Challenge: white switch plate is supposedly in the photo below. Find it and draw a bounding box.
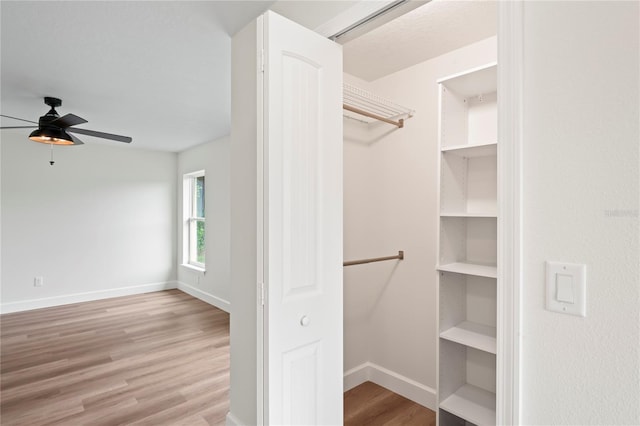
[546,262,586,317]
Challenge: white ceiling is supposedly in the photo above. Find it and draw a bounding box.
[0,1,274,152]
[1,1,497,153]
[343,0,497,81]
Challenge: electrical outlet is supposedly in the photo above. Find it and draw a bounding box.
[34,276,44,287]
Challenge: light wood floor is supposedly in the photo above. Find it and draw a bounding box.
[1,290,435,425]
[1,290,230,425]
[344,381,436,426]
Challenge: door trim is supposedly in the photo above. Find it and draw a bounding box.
[497,1,524,424]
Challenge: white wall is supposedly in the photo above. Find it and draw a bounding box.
[177,137,231,311]
[1,135,177,313]
[343,37,497,406]
[229,17,261,426]
[521,2,639,424]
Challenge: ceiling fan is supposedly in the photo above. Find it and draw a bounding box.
[0,97,132,146]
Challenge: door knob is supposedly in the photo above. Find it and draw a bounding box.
[300,316,310,326]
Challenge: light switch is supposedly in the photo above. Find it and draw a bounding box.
[546,261,586,317]
[555,274,574,303]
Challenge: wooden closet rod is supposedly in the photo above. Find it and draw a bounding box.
[343,104,405,128]
[343,251,404,267]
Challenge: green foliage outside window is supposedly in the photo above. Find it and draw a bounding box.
[195,176,205,264]
[197,220,205,263]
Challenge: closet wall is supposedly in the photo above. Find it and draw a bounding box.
[343,36,497,407]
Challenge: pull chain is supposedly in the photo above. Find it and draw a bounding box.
[49,143,55,166]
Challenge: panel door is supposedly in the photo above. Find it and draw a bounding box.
[262,10,343,426]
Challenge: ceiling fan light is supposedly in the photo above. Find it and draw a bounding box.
[29,127,76,145]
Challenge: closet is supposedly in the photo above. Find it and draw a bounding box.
[341,2,499,425]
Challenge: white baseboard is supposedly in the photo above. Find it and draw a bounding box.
[225,411,241,426]
[176,281,230,313]
[0,281,178,314]
[344,362,436,410]
[344,363,371,391]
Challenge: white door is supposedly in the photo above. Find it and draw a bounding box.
[262,11,343,426]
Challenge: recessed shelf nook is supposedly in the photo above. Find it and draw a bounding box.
[437,62,498,426]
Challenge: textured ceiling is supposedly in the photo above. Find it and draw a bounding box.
[343,0,497,81]
[0,1,274,152]
[2,1,498,152]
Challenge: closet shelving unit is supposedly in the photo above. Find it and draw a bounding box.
[343,82,414,128]
[436,62,498,426]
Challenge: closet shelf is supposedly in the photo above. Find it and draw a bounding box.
[440,211,497,218]
[437,262,497,278]
[441,142,497,158]
[440,384,496,426]
[440,321,496,354]
[343,83,414,128]
[437,62,498,97]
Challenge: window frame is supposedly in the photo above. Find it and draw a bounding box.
[183,170,205,270]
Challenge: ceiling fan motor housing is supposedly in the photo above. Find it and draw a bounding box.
[40,97,63,125]
[44,97,62,108]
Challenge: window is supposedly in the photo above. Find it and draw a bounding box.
[184,171,205,268]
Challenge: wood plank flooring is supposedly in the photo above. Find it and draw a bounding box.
[1,290,435,425]
[344,381,436,426]
[1,290,229,425]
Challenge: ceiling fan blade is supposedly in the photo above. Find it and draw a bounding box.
[66,127,132,143]
[49,113,88,128]
[68,133,85,145]
[0,126,38,129]
[0,114,39,124]
[0,114,38,124]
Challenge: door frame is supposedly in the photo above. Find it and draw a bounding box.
[497,1,524,424]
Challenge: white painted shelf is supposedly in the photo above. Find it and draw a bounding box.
[441,142,497,158]
[437,62,498,97]
[440,211,497,218]
[440,321,496,354]
[440,384,496,426]
[437,262,497,279]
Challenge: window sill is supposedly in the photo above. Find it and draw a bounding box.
[181,263,206,274]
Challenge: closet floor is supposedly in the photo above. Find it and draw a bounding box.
[344,381,436,426]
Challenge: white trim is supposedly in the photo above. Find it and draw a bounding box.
[256,13,265,426]
[183,170,206,269]
[180,263,206,274]
[343,363,371,392]
[176,281,231,313]
[497,1,523,425]
[225,411,242,426]
[343,362,436,411]
[0,281,178,314]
